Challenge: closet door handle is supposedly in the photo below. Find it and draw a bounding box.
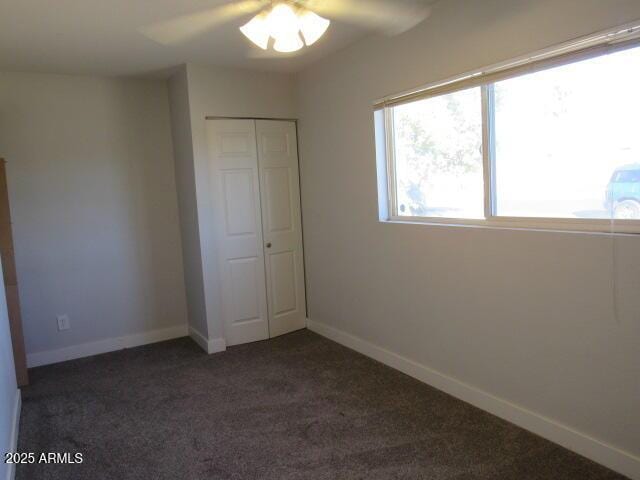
[265,242,272,249]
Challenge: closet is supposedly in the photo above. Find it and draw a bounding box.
[206,119,306,346]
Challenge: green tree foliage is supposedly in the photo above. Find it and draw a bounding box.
[394,89,482,215]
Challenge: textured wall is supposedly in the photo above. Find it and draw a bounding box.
[0,71,188,355]
[297,0,640,465]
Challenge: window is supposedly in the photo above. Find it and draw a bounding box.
[493,48,640,219]
[393,87,483,219]
[376,23,640,232]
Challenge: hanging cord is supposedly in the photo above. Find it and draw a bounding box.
[610,210,619,324]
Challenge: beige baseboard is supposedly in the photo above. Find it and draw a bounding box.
[188,326,226,354]
[26,324,189,367]
[307,319,640,480]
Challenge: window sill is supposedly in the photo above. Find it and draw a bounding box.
[382,216,640,236]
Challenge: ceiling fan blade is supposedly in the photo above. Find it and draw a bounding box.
[305,0,433,36]
[140,0,268,45]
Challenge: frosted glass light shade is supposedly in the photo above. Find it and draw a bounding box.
[299,11,330,46]
[267,3,300,36]
[273,32,304,53]
[240,14,270,50]
[240,3,330,52]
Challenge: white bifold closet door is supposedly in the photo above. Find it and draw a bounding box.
[206,119,306,346]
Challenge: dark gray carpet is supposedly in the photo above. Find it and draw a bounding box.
[17,329,627,480]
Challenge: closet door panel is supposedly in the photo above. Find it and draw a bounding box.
[256,120,307,338]
[206,120,270,346]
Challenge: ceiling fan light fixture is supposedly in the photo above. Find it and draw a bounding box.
[272,31,304,53]
[298,10,330,46]
[267,3,300,37]
[239,1,330,53]
[239,13,270,50]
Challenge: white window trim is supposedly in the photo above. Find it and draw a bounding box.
[375,21,640,235]
[374,20,640,109]
[384,216,640,236]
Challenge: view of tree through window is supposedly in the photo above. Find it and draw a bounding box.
[386,43,640,224]
[393,87,483,218]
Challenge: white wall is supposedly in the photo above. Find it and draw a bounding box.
[168,64,297,343]
[168,66,209,339]
[297,0,640,476]
[0,72,188,360]
[0,258,18,480]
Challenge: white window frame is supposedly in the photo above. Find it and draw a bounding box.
[375,21,640,235]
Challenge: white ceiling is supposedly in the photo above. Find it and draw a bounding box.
[0,0,389,77]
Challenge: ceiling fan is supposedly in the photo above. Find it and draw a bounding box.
[140,0,433,54]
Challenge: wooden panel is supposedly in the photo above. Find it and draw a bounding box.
[0,227,13,252]
[1,247,17,286]
[0,164,11,226]
[0,160,28,386]
[6,285,28,386]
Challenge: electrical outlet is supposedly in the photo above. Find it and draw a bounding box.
[57,314,70,331]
